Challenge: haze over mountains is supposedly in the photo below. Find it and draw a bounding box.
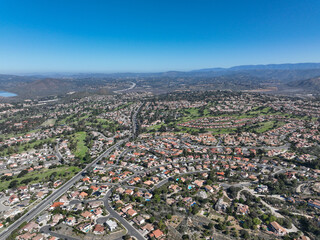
[194,62,320,72]
[1,62,320,99]
[288,76,320,91]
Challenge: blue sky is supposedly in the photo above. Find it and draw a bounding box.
[0,0,320,73]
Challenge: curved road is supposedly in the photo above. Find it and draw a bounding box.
[0,104,142,240]
[114,82,136,94]
[103,189,146,240]
[0,139,126,240]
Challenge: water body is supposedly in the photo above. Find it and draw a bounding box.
[0,91,17,97]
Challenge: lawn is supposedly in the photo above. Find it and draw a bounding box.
[0,166,80,191]
[255,121,275,133]
[73,132,88,159]
[94,118,121,132]
[247,106,272,115]
[41,119,56,127]
[79,114,89,121]
[0,137,56,157]
[254,121,286,133]
[178,107,211,122]
[147,124,163,131]
[146,105,292,135]
[0,129,40,143]
[57,114,76,125]
[114,102,133,111]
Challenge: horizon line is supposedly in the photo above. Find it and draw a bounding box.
[2,61,320,76]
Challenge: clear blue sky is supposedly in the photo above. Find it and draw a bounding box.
[1,0,320,73]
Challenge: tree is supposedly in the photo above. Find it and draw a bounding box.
[153,194,161,203]
[9,180,18,189]
[123,234,131,240]
[49,172,57,181]
[207,222,214,229]
[240,230,250,239]
[159,125,166,132]
[269,215,277,223]
[149,216,155,223]
[191,205,200,215]
[227,186,240,199]
[17,170,28,178]
[253,218,261,226]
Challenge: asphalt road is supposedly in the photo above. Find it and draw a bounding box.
[0,139,126,240]
[103,190,146,240]
[0,104,142,240]
[114,82,136,94]
[41,225,80,240]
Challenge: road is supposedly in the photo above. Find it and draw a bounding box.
[0,104,143,240]
[132,103,143,138]
[41,225,80,240]
[55,143,69,164]
[55,144,63,161]
[0,139,126,240]
[103,190,146,240]
[237,187,299,233]
[114,82,136,94]
[1,102,298,239]
[296,183,306,193]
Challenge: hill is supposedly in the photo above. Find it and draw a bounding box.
[2,63,320,98]
[194,63,320,72]
[287,76,320,91]
[11,78,75,97]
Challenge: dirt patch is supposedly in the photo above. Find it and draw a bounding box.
[312,182,320,193]
[165,215,183,228]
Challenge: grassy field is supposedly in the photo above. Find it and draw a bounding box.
[41,119,56,127]
[57,114,76,125]
[254,121,286,133]
[147,124,163,131]
[96,118,119,129]
[178,107,211,123]
[0,129,40,142]
[0,137,56,157]
[0,166,80,191]
[209,127,238,135]
[247,106,273,115]
[146,105,318,136]
[114,102,133,111]
[79,114,89,121]
[146,105,292,134]
[58,113,89,125]
[73,132,88,159]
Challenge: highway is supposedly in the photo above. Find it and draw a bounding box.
[114,82,136,94]
[0,104,142,240]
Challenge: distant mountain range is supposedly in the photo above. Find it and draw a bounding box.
[2,62,320,98]
[17,78,75,96]
[192,63,320,72]
[288,76,320,91]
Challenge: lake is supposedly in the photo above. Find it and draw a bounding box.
[0,91,17,97]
